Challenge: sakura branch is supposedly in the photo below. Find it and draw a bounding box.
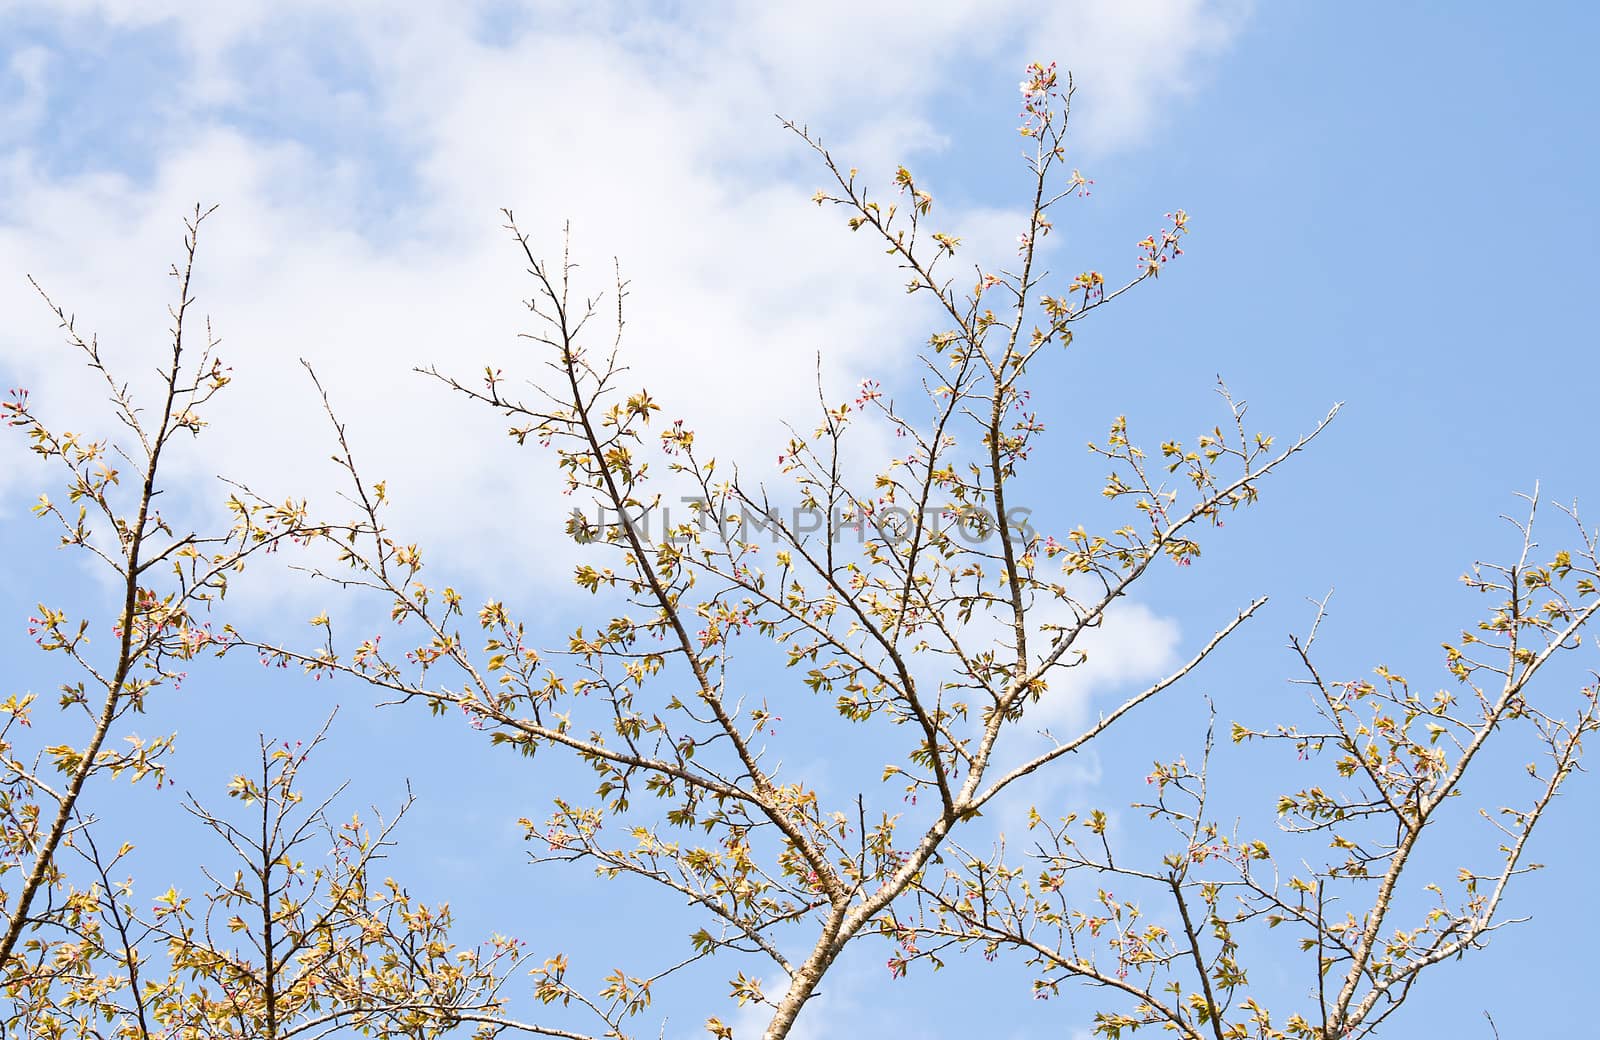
[2,206,314,998]
[238,64,1332,1040]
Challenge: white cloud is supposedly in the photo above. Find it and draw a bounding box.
[1024,596,1184,732]
[905,587,1182,827]
[903,583,1181,734]
[1032,0,1250,152]
[0,0,1250,606]
[0,45,50,141]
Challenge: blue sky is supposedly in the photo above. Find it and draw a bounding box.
[2,2,1597,1036]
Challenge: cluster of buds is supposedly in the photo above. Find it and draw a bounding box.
[1070,270,1106,302]
[1137,210,1189,276]
[660,418,693,456]
[2,387,29,426]
[1018,60,1061,136]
